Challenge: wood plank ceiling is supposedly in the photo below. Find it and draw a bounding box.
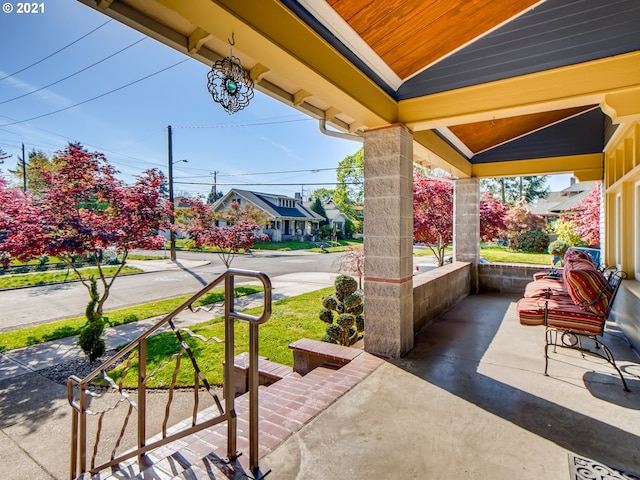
[328,0,540,80]
[324,0,617,158]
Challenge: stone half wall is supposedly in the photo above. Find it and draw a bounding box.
[478,263,551,294]
[413,262,471,333]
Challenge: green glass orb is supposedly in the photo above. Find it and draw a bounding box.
[225,79,238,94]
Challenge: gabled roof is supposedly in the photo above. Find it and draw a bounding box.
[528,181,599,215]
[215,189,324,221]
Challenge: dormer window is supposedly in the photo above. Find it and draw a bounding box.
[278,198,294,208]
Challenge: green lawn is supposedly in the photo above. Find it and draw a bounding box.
[0,285,262,352]
[413,245,551,265]
[480,245,551,265]
[106,286,332,388]
[0,266,142,289]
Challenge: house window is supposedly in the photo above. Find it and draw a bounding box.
[635,182,640,279]
[615,193,622,268]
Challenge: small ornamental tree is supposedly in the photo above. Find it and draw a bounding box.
[413,171,453,266]
[319,274,364,346]
[0,144,172,360]
[570,182,601,247]
[554,218,585,246]
[184,199,269,268]
[479,192,508,242]
[334,246,364,288]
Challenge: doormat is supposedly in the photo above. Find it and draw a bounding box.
[569,454,640,480]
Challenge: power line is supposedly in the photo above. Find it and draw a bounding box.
[0,20,112,81]
[218,167,336,177]
[0,38,147,106]
[0,59,190,128]
[173,118,312,129]
[176,181,359,186]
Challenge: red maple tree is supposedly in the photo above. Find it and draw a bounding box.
[0,144,172,359]
[571,182,601,247]
[479,192,508,242]
[413,172,454,266]
[183,199,269,268]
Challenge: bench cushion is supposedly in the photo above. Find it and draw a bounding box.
[564,247,595,265]
[523,278,568,298]
[533,269,563,281]
[516,297,606,335]
[564,261,612,316]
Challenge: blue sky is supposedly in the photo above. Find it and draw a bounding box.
[0,0,570,198]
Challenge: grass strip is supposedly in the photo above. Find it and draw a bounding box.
[0,285,262,352]
[106,287,333,388]
[479,246,550,265]
[0,266,142,289]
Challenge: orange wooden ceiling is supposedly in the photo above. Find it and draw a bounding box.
[328,0,540,79]
[449,106,597,154]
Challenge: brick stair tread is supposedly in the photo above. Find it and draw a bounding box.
[289,338,362,362]
[99,353,383,480]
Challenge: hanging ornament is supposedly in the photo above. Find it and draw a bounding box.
[206,34,254,114]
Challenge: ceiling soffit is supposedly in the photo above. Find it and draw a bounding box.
[328,0,540,80]
[448,106,596,155]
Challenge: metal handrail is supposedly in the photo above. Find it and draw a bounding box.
[68,268,272,479]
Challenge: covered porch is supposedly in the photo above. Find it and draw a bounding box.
[78,0,640,359]
[69,0,640,477]
[68,291,637,479]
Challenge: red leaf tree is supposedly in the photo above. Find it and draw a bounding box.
[413,171,454,266]
[479,192,508,242]
[0,144,172,359]
[183,199,269,268]
[569,182,601,247]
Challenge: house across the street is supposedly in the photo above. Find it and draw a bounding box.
[212,189,324,242]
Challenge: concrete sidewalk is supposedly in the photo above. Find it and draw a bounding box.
[0,271,337,381]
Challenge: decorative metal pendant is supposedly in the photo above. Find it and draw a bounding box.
[206,55,254,114]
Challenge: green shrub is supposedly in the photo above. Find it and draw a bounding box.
[548,240,570,257]
[554,218,586,246]
[318,274,363,346]
[510,230,549,253]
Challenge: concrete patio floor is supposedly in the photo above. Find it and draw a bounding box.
[261,293,640,479]
[3,292,639,479]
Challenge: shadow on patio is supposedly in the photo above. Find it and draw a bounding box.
[262,293,640,479]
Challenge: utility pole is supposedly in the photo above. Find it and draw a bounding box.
[21,143,26,192]
[167,125,176,261]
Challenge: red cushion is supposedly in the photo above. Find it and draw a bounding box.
[564,248,595,265]
[517,297,575,326]
[523,278,568,298]
[564,262,612,316]
[516,297,605,335]
[533,269,563,281]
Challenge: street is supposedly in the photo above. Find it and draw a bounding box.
[0,250,343,332]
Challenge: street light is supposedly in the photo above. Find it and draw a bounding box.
[167,125,187,261]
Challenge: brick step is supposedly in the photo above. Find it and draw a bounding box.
[96,350,383,480]
[226,351,295,395]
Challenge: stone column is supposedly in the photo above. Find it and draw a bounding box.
[453,177,480,263]
[363,124,414,358]
[454,177,480,292]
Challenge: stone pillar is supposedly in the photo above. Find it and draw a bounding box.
[363,124,414,358]
[453,177,480,263]
[454,177,480,292]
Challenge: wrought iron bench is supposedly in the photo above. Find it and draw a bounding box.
[517,249,629,391]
